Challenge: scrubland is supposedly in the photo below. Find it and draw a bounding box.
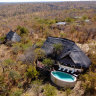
[0,2,96,96]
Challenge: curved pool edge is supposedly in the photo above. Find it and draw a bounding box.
[51,71,77,88]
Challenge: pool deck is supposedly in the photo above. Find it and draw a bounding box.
[59,64,83,73]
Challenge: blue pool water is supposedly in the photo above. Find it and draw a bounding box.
[52,71,75,82]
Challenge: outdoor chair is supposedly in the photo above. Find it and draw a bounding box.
[63,68,66,71]
[58,67,62,71]
[71,69,75,74]
[67,69,70,73]
[64,69,67,72]
[73,74,78,77]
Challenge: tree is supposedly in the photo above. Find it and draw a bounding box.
[25,65,39,80]
[17,25,29,36]
[42,58,54,68]
[44,84,57,96]
[35,48,45,59]
[8,70,21,85]
[53,43,63,55]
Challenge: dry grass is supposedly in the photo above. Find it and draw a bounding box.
[0,2,96,96]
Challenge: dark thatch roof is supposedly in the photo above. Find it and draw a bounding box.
[42,37,91,69]
[6,30,21,42]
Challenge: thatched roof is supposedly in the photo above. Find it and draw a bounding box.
[42,37,91,69]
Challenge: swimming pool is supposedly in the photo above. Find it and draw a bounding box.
[51,71,76,87]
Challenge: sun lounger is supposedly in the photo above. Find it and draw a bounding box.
[67,69,70,73]
[58,67,62,71]
[63,68,66,71]
[71,70,75,74]
[73,74,78,77]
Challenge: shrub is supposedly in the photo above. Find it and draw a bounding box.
[20,41,33,51]
[35,40,45,48]
[53,43,63,55]
[89,54,96,72]
[20,27,29,35]
[65,88,71,96]
[43,29,52,38]
[31,80,42,96]
[65,17,75,23]
[80,72,96,95]
[60,32,67,38]
[12,42,23,53]
[0,76,8,96]
[44,84,57,96]
[80,51,96,95]
[8,70,21,85]
[3,59,15,71]
[17,26,29,36]
[12,39,33,53]
[25,65,39,79]
[17,25,22,30]
[4,59,14,65]
[37,18,56,25]
[82,15,88,20]
[92,15,96,21]
[21,36,31,44]
[42,58,54,68]
[10,89,22,96]
[35,48,45,59]
[18,82,23,88]
[0,36,6,43]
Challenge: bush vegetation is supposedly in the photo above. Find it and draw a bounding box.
[0,36,6,43]
[31,80,42,96]
[25,65,39,80]
[44,84,57,96]
[80,72,96,95]
[79,53,96,95]
[53,43,63,55]
[9,70,21,85]
[35,40,45,48]
[0,2,96,96]
[42,58,55,68]
[36,18,56,25]
[17,26,29,36]
[35,48,46,59]
[10,89,23,96]
[65,17,75,23]
[65,88,71,96]
[82,15,88,20]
